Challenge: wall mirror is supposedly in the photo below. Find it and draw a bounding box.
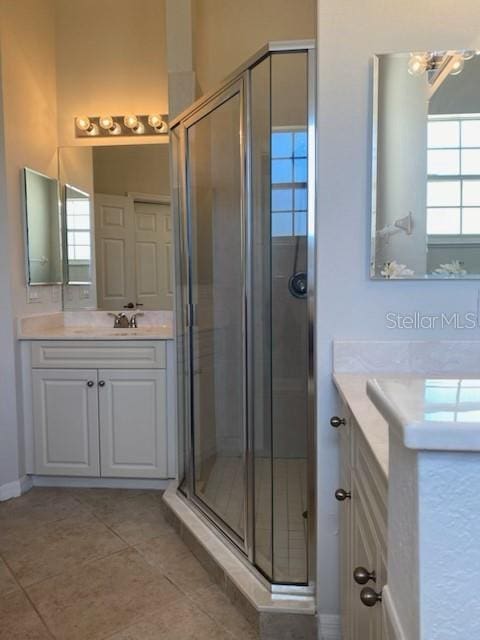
[59,143,172,310]
[371,49,480,279]
[23,167,62,285]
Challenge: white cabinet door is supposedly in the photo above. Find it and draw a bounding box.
[99,369,168,478]
[351,489,383,640]
[33,369,99,476]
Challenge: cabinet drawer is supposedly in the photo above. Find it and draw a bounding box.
[31,341,166,369]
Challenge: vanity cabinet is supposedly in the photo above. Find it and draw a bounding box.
[30,340,171,479]
[336,407,388,640]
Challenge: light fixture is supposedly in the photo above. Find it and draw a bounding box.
[148,114,168,133]
[450,54,465,75]
[407,53,430,77]
[99,115,122,135]
[75,115,98,135]
[75,114,169,138]
[124,114,140,130]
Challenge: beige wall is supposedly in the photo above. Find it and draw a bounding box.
[55,0,169,147]
[93,144,171,196]
[193,0,316,95]
[0,0,59,487]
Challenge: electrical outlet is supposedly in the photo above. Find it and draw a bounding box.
[27,287,41,303]
[79,287,90,300]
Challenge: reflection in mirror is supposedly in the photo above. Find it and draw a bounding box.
[64,185,92,285]
[372,50,480,279]
[23,168,62,285]
[59,144,172,309]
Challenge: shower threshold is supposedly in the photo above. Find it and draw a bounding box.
[162,482,316,639]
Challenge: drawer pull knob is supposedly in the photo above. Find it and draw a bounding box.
[360,587,382,607]
[98,380,106,387]
[330,416,346,428]
[335,488,351,501]
[353,566,376,585]
[87,380,95,387]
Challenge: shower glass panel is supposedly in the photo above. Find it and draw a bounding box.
[186,85,246,543]
[172,42,315,590]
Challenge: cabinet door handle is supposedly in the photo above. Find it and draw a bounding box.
[330,416,346,428]
[87,380,95,387]
[335,488,351,501]
[353,566,376,585]
[360,587,382,607]
[98,380,106,387]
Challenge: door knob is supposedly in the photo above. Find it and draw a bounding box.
[330,416,346,428]
[87,380,94,387]
[335,488,351,501]
[353,566,376,585]
[360,587,382,607]
[98,380,106,387]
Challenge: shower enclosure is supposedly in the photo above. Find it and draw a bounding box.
[170,41,315,589]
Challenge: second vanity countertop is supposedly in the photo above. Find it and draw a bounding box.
[17,311,174,341]
[333,373,389,478]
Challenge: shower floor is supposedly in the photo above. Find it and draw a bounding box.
[197,455,307,583]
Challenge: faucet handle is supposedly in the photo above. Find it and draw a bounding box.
[129,312,144,328]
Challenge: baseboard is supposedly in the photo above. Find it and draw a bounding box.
[0,475,32,501]
[31,475,171,490]
[318,614,341,640]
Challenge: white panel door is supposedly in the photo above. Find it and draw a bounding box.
[33,369,99,476]
[98,369,168,478]
[95,193,135,310]
[134,201,173,310]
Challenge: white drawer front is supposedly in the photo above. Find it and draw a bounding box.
[31,341,166,369]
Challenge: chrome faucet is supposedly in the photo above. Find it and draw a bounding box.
[108,312,130,329]
[129,312,144,328]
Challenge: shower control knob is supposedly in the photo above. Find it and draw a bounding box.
[353,566,376,585]
[330,416,346,428]
[360,587,382,607]
[335,488,351,501]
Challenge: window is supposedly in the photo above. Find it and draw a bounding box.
[427,116,480,235]
[66,197,91,261]
[271,129,308,236]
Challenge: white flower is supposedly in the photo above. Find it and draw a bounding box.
[380,260,414,279]
[434,260,467,276]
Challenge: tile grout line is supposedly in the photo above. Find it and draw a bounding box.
[0,553,57,640]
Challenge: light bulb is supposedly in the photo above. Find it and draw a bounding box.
[124,114,139,129]
[408,54,428,77]
[133,122,145,134]
[148,114,163,128]
[450,55,465,75]
[75,116,92,131]
[462,50,476,60]
[99,115,114,130]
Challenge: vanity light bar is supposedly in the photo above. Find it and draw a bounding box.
[74,114,169,138]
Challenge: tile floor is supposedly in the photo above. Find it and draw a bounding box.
[0,487,259,640]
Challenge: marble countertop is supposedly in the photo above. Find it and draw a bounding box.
[17,311,174,341]
[333,373,389,478]
[368,376,480,451]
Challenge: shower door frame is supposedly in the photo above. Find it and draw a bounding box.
[171,40,316,593]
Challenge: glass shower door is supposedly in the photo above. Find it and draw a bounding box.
[185,82,246,545]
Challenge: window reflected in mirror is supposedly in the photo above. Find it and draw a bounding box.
[64,185,92,284]
[371,50,480,279]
